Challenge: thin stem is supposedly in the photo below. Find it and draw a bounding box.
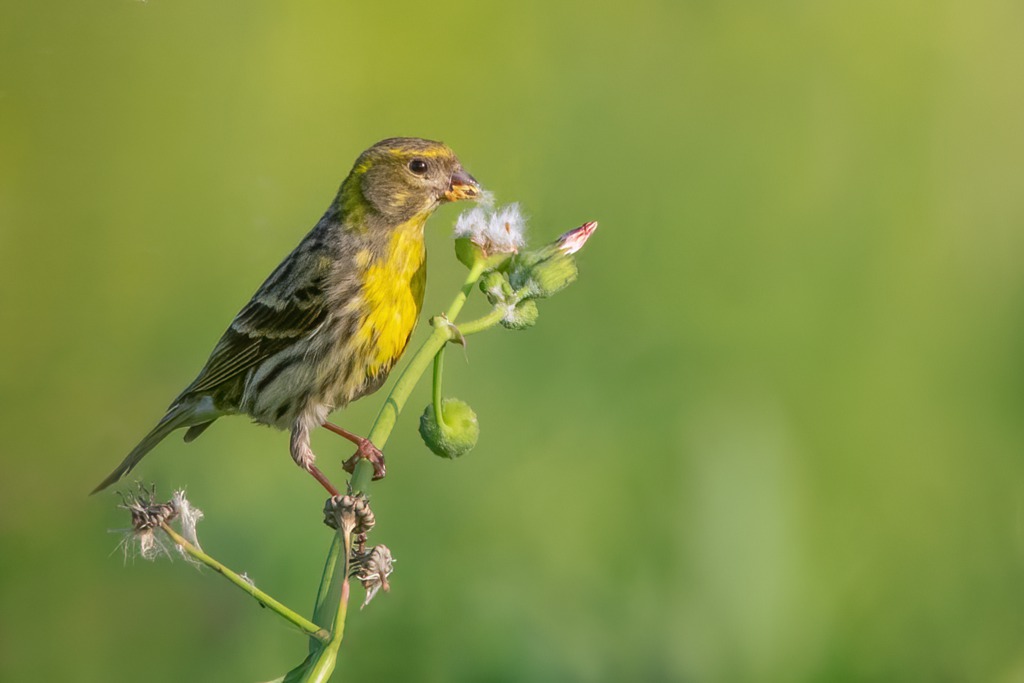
[457,306,507,336]
[447,259,487,321]
[160,523,329,644]
[350,322,453,492]
[310,534,344,637]
[303,527,353,682]
[432,349,446,428]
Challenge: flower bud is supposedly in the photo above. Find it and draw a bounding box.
[480,270,515,306]
[509,251,579,299]
[503,221,596,299]
[418,398,480,459]
[555,221,597,255]
[501,299,539,330]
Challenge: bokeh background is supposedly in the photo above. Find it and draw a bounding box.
[2,1,1023,681]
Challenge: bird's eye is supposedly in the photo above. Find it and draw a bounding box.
[408,158,429,175]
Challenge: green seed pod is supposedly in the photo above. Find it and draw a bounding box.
[526,253,579,299]
[455,237,517,272]
[507,248,580,299]
[501,299,539,330]
[419,398,480,459]
[454,237,481,269]
[480,270,515,306]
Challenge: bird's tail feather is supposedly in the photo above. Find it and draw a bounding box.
[91,399,218,494]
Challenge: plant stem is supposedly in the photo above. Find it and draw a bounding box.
[349,259,488,492]
[160,523,329,643]
[447,259,486,321]
[432,349,446,428]
[457,307,506,336]
[303,526,353,682]
[310,534,344,639]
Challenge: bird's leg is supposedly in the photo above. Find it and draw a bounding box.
[307,464,339,496]
[323,421,387,480]
[291,421,339,496]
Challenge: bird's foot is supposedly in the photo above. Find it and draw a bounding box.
[341,440,387,481]
[324,421,387,480]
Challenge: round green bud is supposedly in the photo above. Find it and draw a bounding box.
[419,398,480,459]
[501,299,539,330]
[480,270,514,306]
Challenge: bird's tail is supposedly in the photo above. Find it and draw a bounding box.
[91,398,218,494]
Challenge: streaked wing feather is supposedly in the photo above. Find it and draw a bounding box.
[185,253,332,396]
[186,338,262,394]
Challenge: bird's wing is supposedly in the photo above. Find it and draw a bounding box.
[183,247,334,397]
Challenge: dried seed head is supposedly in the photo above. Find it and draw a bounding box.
[115,483,177,561]
[350,544,394,609]
[120,483,177,532]
[453,203,527,256]
[113,485,208,565]
[323,493,374,535]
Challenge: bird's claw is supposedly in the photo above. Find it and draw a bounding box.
[342,439,387,480]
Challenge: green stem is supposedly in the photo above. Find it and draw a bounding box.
[447,259,487,321]
[160,523,329,644]
[349,259,488,492]
[350,321,453,492]
[457,306,507,336]
[299,255,522,676]
[432,349,446,428]
[303,527,353,682]
[310,534,344,640]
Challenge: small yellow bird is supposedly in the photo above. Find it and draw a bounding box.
[93,137,480,495]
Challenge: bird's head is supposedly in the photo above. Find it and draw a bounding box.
[347,137,481,223]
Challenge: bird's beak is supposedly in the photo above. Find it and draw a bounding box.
[444,168,481,202]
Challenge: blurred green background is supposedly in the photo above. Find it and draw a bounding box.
[2,0,1023,680]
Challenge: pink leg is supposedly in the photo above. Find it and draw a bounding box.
[291,420,340,494]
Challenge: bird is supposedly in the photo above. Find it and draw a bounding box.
[93,137,481,496]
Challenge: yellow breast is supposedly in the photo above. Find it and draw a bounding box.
[355,219,427,380]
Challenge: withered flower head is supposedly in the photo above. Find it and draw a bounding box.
[350,544,394,609]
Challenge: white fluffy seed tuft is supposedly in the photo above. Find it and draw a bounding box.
[453,203,527,255]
